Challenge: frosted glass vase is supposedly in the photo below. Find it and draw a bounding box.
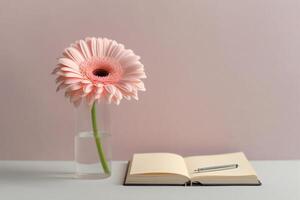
[75,102,112,179]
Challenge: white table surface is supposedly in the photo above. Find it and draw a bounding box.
[0,161,299,200]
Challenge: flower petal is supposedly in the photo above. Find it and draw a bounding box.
[96,84,104,94]
[125,64,144,73]
[118,51,140,65]
[122,60,142,69]
[111,95,120,105]
[79,40,92,59]
[117,48,133,58]
[62,72,82,78]
[104,85,116,95]
[132,89,139,100]
[83,84,93,94]
[70,94,82,103]
[65,89,84,99]
[56,82,68,91]
[121,77,143,83]
[97,38,104,57]
[63,78,82,84]
[107,40,117,57]
[102,38,110,56]
[116,82,133,92]
[58,58,80,71]
[123,95,131,100]
[73,98,82,107]
[114,88,123,101]
[68,84,82,91]
[104,85,116,104]
[86,89,97,105]
[135,81,146,91]
[52,66,61,74]
[111,44,124,58]
[60,67,81,74]
[81,79,92,84]
[65,47,85,64]
[94,93,101,101]
[56,76,65,84]
[90,37,97,57]
[125,71,147,79]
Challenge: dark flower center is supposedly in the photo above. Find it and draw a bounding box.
[93,69,110,77]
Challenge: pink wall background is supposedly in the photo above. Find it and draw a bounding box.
[0,0,300,160]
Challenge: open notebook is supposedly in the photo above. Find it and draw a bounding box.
[124,152,261,186]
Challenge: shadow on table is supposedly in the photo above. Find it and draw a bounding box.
[0,167,75,183]
[0,162,128,185]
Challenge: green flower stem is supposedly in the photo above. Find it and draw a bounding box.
[91,102,111,174]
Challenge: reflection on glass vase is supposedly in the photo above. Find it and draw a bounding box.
[74,102,111,179]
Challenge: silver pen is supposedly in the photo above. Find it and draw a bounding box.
[193,164,238,173]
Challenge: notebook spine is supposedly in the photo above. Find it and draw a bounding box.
[185,181,192,186]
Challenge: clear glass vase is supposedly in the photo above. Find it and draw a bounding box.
[75,102,111,179]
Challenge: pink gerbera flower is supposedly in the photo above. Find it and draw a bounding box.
[53,37,146,106]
